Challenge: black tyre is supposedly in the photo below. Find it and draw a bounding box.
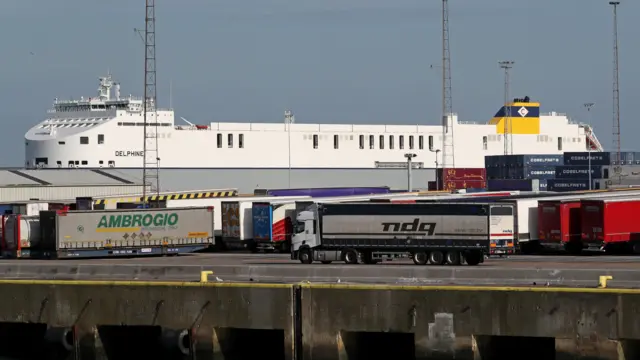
[412,252,428,265]
[465,251,483,266]
[299,249,313,264]
[428,250,445,265]
[343,249,359,264]
[445,251,461,265]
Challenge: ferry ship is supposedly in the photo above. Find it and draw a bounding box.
[23,74,603,192]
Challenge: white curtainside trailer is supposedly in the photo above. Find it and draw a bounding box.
[2,207,215,259]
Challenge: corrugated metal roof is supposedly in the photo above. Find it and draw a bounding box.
[0,169,141,186]
[0,171,39,186]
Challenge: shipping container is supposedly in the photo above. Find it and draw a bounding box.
[1,207,216,258]
[507,165,556,180]
[555,166,603,179]
[537,191,640,253]
[485,154,563,167]
[579,197,640,253]
[438,168,486,181]
[488,179,544,192]
[563,152,611,166]
[221,196,311,250]
[547,179,593,192]
[254,187,391,197]
[291,202,514,264]
[486,167,507,180]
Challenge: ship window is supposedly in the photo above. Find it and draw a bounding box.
[75,160,79,165]
[419,136,424,150]
[359,135,364,149]
[228,134,233,148]
[68,161,74,167]
[58,141,65,145]
[56,161,61,166]
[428,135,434,150]
[389,135,394,149]
[369,135,374,149]
[409,135,414,149]
[399,135,404,149]
[483,136,488,150]
[108,160,115,167]
[379,135,384,149]
[81,160,88,165]
[217,133,222,148]
[98,134,104,144]
[80,136,89,145]
[334,135,339,149]
[239,134,244,148]
[99,160,104,165]
[557,137,562,151]
[313,134,318,149]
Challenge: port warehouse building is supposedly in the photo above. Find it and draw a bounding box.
[0,169,240,205]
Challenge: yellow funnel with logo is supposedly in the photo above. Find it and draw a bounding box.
[489,96,540,135]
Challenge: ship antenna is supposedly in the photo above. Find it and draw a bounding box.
[610,1,621,183]
[441,0,455,168]
[142,0,161,206]
[499,60,514,156]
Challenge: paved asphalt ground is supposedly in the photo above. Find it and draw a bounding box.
[0,253,639,288]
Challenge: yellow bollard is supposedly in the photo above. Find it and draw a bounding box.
[200,270,213,283]
[598,275,613,288]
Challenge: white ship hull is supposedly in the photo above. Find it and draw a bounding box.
[24,75,602,192]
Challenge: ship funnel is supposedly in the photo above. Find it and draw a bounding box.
[489,97,541,135]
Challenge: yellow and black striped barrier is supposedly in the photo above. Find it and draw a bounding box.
[94,190,238,205]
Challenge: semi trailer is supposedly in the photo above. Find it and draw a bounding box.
[1,207,216,259]
[291,202,516,266]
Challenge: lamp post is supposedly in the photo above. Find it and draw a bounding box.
[430,149,441,190]
[584,102,594,189]
[404,153,417,192]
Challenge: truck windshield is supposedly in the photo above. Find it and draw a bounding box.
[294,222,305,234]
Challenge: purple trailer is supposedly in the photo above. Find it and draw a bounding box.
[254,187,391,197]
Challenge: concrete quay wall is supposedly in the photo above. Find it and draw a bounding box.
[1,280,640,359]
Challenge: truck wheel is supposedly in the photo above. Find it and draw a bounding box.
[299,249,313,264]
[412,252,428,265]
[465,251,483,266]
[428,251,445,265]
[445,251,461,265]
[343,249,358,264]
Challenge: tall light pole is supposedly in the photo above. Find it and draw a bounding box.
[609,1,622,184]
[142,0,160,207]
[405,153,417,192]
[499,61,515,156]
[430,149,441,190]
[285,110,294,188]
[584,102,595,189]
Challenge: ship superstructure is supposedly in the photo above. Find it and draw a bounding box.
[25,75,603,171]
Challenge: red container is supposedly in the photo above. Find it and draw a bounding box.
[580,198,640,252]
[442,180,486,191]
[438,168,486,181]
[537,200,582,251]
[436,168,486,191]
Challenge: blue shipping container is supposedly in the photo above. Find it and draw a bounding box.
[486,167,508,179]
[610,152,640,165]
[505,165,556,180]
[563,152,611,166]
[487,179,545,192]
[252,203,272,241]
[547,179,592,192]
[555,166,603,179]
[485,154,563,167]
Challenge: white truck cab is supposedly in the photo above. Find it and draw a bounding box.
[291,209,317,253]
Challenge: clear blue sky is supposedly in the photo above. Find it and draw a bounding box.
[1,0,638,166]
